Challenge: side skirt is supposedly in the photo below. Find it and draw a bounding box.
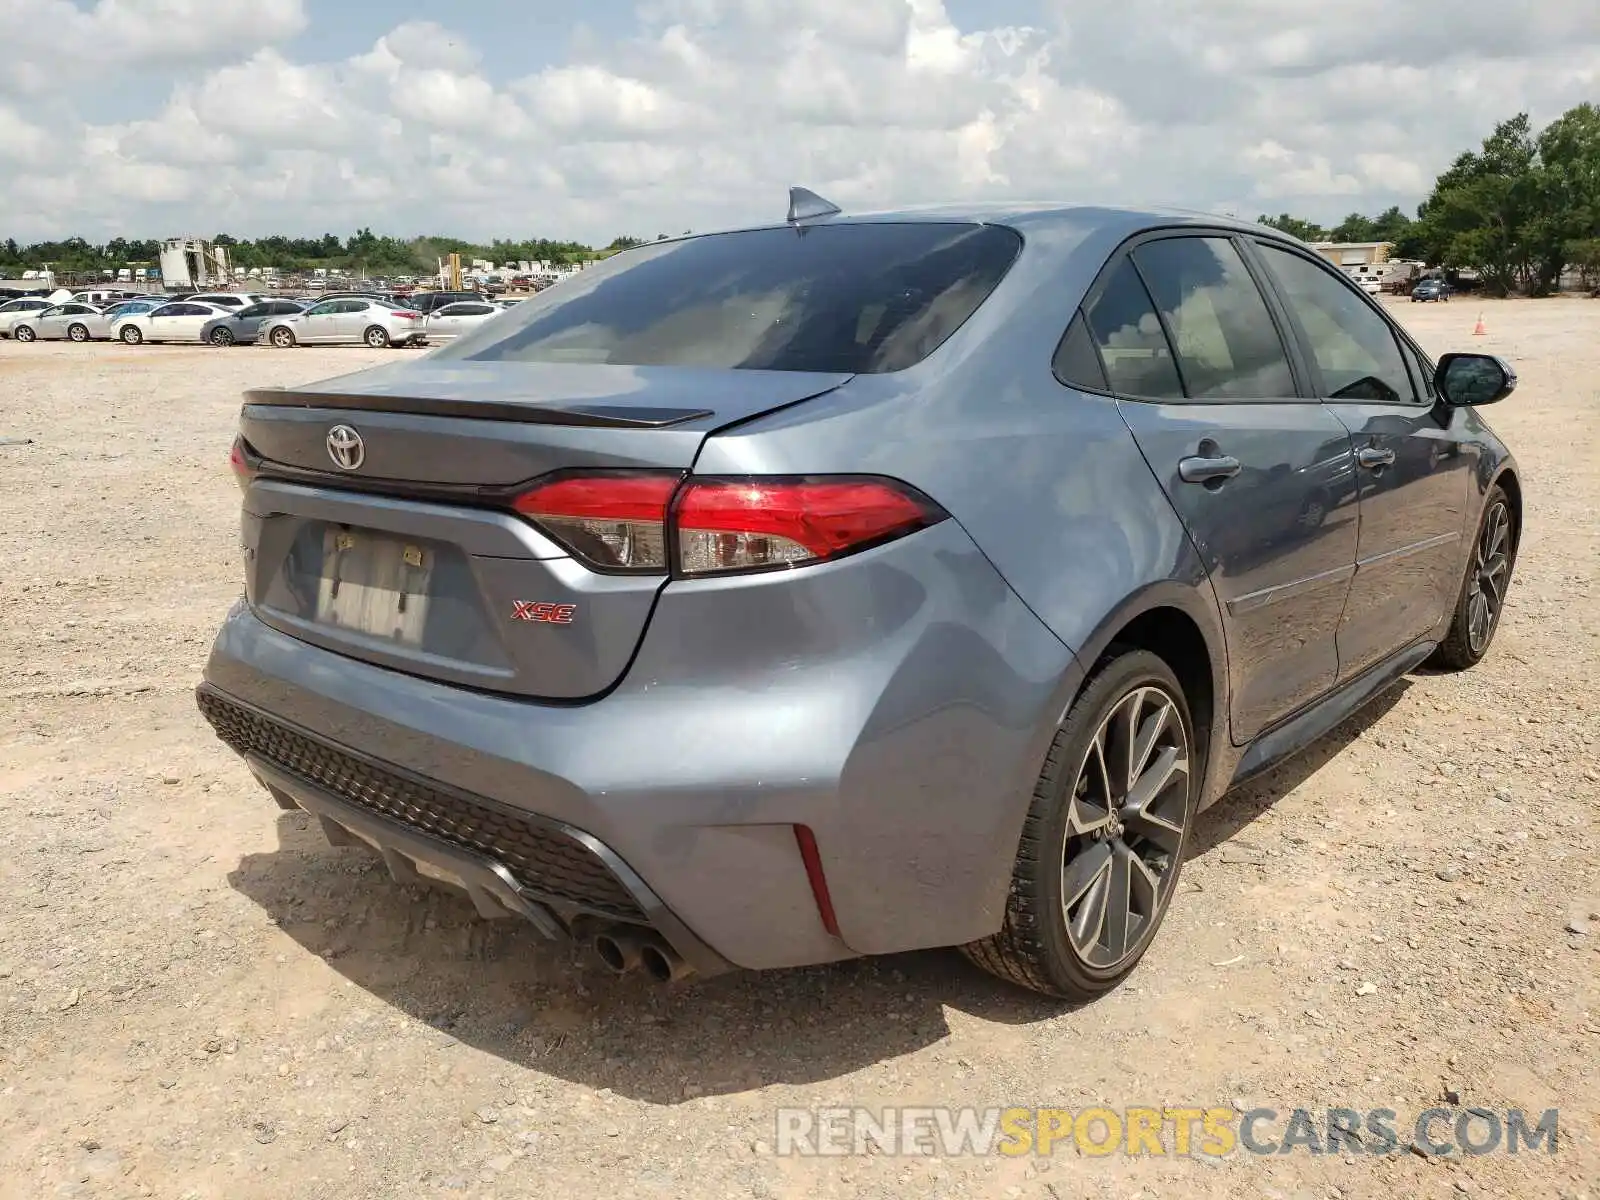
[1227,638,1436,790]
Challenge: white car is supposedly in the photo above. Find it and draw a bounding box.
[0,297,52,336]
[258,297,427,348]
[109,300,233,344]
[1359,278,1383,296]
[424,300,501,339]
[10,303,114,342]
[187,292,268,311]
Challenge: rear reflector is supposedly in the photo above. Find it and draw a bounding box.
[793,825,841,937]
[512,472,680,572]
[508,472,944,576]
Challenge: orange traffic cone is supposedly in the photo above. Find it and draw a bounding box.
[1472,314,1487,336]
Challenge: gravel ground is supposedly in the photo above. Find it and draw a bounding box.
[1,299,1596,1200]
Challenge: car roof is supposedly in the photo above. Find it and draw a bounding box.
[659,201,1288,243]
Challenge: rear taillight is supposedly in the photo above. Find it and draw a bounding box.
[674,477,941,576]
[509,472,944,576]
[229,436,255,491]
[512,472,680,572]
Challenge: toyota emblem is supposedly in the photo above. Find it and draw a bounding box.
[326,424,364,471]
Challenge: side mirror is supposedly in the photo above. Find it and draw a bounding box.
[1435,352,1516,407]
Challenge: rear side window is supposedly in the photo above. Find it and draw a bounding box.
[437,223,1023,373]
[1052,312,1108,391]
[1132,237,1295,399]
[1256,244,1417,404]
[1082,259,1184,399]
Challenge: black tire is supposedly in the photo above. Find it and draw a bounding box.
[364,325,390,348]
[210,327,235,346]
[1428,485,1516,670]
[269,326,295,348]
[120,325,143,345]
[13,325,35,342]
[964,649,1198,999]
[67,323,90,343]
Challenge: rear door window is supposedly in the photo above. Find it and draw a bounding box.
[1081,259,1184,399]
[438,223,1023,373]
[1131,237,1296,399]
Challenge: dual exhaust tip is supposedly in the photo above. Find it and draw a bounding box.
[592,928,693,983]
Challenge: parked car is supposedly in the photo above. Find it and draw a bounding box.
[103,298,164,320]
[1358,278,1383,296]
[110,300,232,344]
[199,203,1522,999]
[9,302,114,342]
[188,292,268,311]
[258,297,426,348]
[405,290,485,315]
[201,299,308,346]
[0,296,52,336]
[1412,278,1451,302]
[424,300,501,338]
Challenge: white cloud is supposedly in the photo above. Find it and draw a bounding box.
[0,0,306,95]
[2,0,1598,243]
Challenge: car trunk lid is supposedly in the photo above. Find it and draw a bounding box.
[237,360,852,699]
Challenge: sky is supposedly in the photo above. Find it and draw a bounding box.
[1,0,1597,246]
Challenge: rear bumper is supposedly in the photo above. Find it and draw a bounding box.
[199,520,1082,971]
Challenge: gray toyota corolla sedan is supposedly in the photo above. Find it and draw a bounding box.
[199,195,1522,998]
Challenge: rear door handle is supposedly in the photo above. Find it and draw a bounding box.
[1357,446,1396,470]
[1177,455,1242,484]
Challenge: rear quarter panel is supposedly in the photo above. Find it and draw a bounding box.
[693,211,1232,801]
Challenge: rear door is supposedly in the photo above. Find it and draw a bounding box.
[1252,242,1469,677]
[331,300,367,339]
[1072,233,1359,743]
[175,304,215,340]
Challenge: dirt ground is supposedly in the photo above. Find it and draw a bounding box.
[1,298,1596,1200]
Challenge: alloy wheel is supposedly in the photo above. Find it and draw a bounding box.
[1061,685,1190,970]
[1467,501,1511,653]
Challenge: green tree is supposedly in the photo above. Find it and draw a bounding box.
[1411,106,1600,295]
[1256,214,1327,241]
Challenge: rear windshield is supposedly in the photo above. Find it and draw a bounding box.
[432,222,1022,373]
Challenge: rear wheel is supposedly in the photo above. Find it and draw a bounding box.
[210,327,235,347]
[1428,486,1516,670]
[364,325,390,348]
[120,325,143,345]
[13,325,35,342]
[269,326,295,348]
[964,649,1197,999]
[67,323,90,343]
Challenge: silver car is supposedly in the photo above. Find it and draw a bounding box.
[10,303,113,343]
[199,200,1523,998]
[259,298,427,348]
[200,299,308,347]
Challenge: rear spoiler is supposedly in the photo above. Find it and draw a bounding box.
[242,387,713,429]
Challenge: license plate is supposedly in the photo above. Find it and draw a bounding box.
[313,528,433,646]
